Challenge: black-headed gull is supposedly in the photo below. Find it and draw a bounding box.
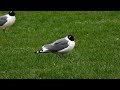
[0,11,16,30]
[35,35,75,54]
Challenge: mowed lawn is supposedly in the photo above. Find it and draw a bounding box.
[0,11,120,79]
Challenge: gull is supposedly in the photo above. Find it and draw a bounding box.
[35,35,75,54]
[0,11,16,30]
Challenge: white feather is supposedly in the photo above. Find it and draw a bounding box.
[58,36,75,53]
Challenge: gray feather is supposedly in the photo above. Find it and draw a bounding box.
[44,38,68,52]
[0,16,8,26]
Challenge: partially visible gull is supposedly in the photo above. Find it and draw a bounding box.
[0,11,16,30]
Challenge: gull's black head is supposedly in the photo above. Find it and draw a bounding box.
[8,11,15,16]
[68,35,74,41]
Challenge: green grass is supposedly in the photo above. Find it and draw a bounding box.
[0,11,120,79]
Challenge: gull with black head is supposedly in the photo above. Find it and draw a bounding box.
[35,35,75,54]
[0,11,16,30]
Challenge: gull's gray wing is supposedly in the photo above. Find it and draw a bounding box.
[44,38,68,52]
[0,16,8,26]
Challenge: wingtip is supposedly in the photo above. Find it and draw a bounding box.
[34,51,39,54]
[34,50,43,54]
